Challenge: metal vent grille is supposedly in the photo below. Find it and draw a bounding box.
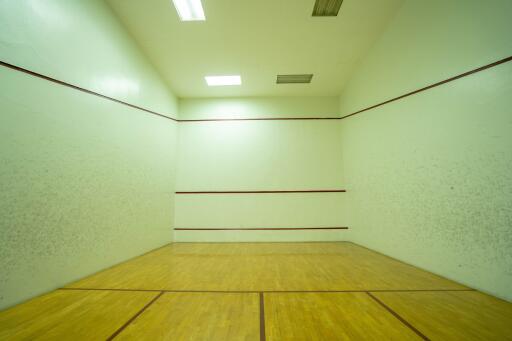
[312,0,344,17]
[276,74,313,84]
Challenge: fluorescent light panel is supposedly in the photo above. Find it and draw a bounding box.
[172,0,205,21]
[205,75,242,86]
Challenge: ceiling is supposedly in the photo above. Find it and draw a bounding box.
[106,0,403,98]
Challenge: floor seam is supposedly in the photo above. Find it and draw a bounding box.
[366,292,430,340]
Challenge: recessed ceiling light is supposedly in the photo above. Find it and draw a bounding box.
[205,75,242,86]
[172,0,205,21]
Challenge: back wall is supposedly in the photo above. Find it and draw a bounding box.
[175,97,348,242]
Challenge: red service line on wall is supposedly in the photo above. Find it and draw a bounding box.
[174,227,349,231]
[175,189,347,194]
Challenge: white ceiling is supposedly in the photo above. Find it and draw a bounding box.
[107,0,403,98]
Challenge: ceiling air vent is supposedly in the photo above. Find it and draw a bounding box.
[312,0,344,17]
[276,74,313,84]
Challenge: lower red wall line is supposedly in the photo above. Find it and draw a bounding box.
[174,227,349,231]
[175,190,346,194]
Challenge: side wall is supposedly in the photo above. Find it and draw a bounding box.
[175,97,348,242]
[0,0,178,309]
[339,0,512,301]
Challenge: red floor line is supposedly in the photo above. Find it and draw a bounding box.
[59,287,475,293]
[59,287,162,292]
[259,293,266,341]
[106,291,164,340]
[367,292,430,340]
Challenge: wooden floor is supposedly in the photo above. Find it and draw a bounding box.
[1,242,511,340]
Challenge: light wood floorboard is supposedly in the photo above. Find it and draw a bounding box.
[116,293,259,340]
[66,242,466,291]
[371,291,512,341]
[265,292,422,340]
[1,242,510,340]
[0,290,158,340]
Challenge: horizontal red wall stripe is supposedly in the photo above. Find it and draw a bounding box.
[175,190,346,194]
[178,117,340,122]
[174,227,349,231]
[2,55,510,122]
[339,55,512,120]
[0,60,178,122]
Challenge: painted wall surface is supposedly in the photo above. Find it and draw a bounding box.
[0,0,177,117]
[176,98,347,242]
[339,0,512,116]
[178,97,339,119]
[0,0,178,309]
[339,0,512,301]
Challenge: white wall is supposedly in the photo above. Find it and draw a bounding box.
[179,97,339,119]
[0,0,178,117]
[175,97,348,242]
[0,0,178,309]
[338,0,512,301]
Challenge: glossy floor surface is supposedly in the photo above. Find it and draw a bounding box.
[1,242,511,340]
